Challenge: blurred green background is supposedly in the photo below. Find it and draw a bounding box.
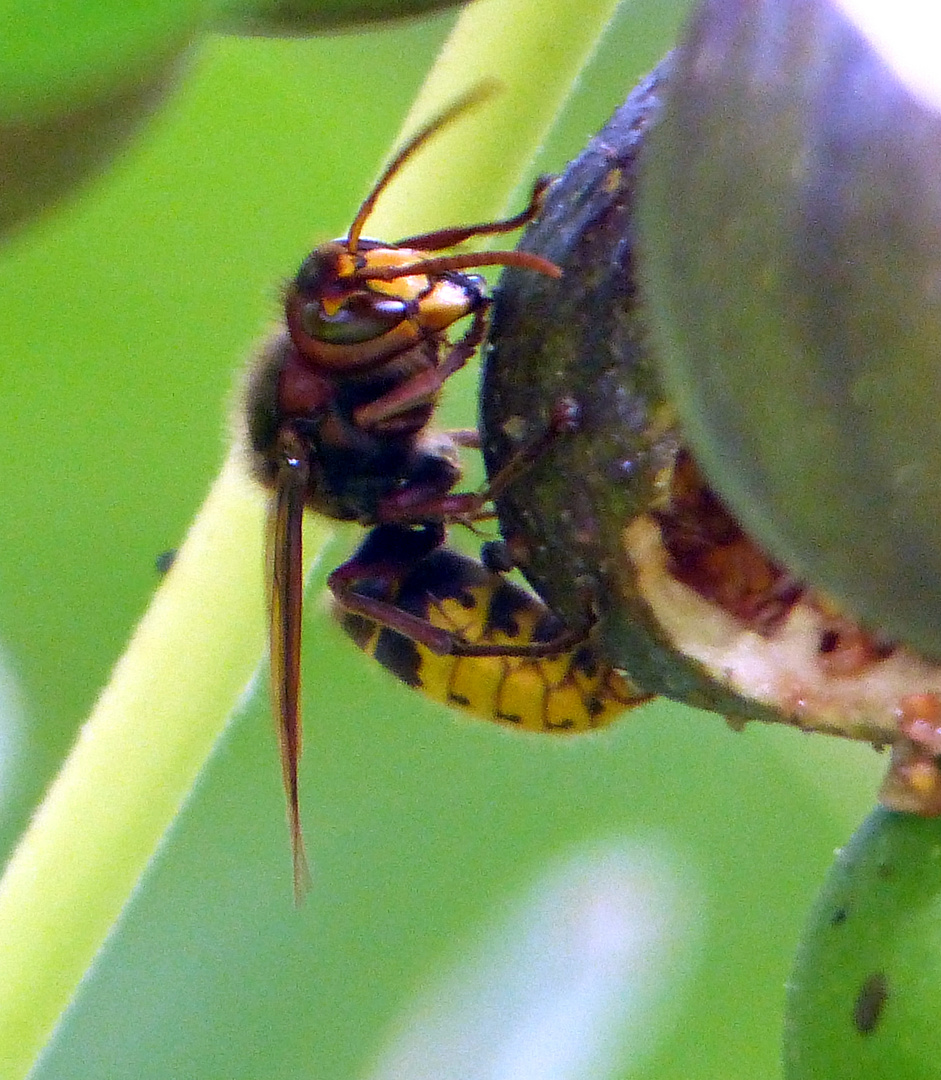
[0,3,885,1077]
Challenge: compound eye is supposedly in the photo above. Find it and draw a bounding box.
[301,294,408,346]
[293,248,335,294]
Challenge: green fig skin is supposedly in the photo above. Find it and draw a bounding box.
[786,808,941,1080]
[640,0,941,662]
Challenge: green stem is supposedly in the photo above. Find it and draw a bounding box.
[0,0,621,1074]
[368,0,622,236]
[0,451,298,1079]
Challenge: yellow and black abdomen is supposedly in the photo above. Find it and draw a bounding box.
[336,539,647,733]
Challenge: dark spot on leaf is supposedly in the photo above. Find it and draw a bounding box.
[854,972,888,1034]
[155,549,177,575]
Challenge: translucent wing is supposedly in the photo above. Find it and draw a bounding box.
[267,437,311,901]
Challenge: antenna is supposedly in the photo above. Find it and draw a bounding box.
[346,81,499,254]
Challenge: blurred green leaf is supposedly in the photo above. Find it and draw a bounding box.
[366,839,700,1080]
[0,0,461,233]
[0,0,214,120]
[226,0,468,35]
[0,48,185,237]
